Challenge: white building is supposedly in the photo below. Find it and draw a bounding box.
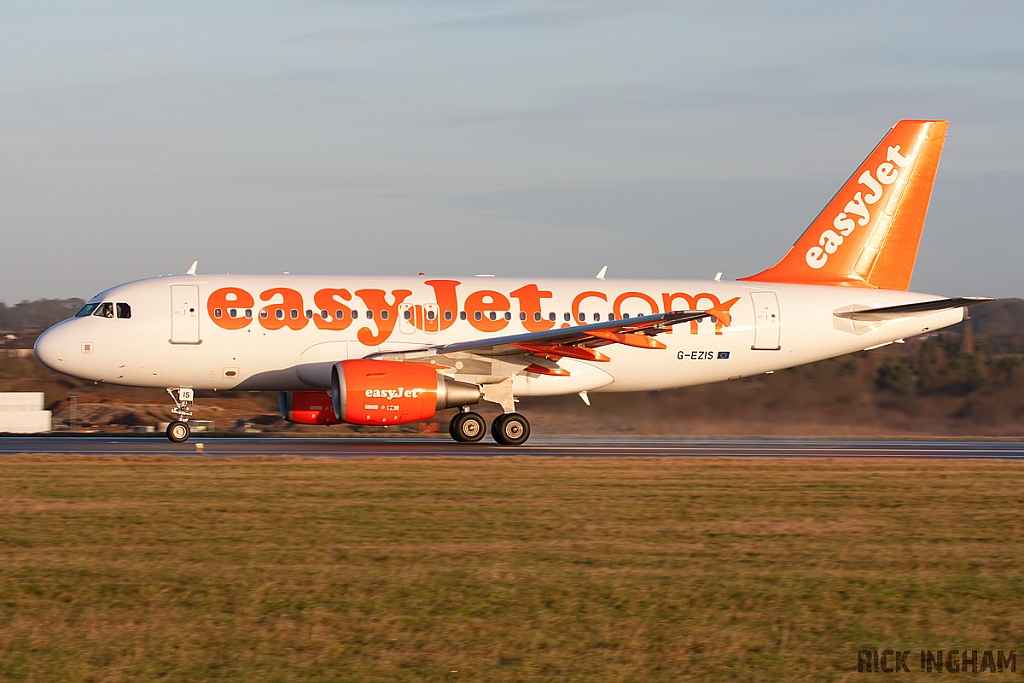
[0,392,51,433]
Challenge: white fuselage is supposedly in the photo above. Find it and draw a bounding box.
[34,274,963,396]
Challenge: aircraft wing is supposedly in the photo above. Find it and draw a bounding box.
[368,309,711,369]
[440,309,709,358]
[833,297,993,322]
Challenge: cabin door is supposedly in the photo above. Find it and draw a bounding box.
[750,292,781,350]
[171,285,201,344]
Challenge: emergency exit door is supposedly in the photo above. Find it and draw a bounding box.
[398,303,440,335]
[750,291,781,350]
[171,285,201,344]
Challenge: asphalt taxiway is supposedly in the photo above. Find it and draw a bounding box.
[1,436,1024,459]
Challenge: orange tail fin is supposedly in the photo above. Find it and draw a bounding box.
[740,120,948,290]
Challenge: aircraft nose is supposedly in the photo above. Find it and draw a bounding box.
[34,325,67,371]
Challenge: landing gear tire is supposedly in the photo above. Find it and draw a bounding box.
[167,420,191,443]
[491,413,531,446]
[449,412,486,443]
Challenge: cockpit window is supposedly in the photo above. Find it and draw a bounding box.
[116,303,131,319]
[75,303,99,317]
[93,302,115,318]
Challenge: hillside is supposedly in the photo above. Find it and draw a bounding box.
[0,298,84,336]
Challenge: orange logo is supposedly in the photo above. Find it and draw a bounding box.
[207,282,739,344]
[806,144,910,270]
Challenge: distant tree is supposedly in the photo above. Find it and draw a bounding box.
[0,299,85,333]
[993,356,1024,387]
[961,321,976,356]
[876,361,915,395]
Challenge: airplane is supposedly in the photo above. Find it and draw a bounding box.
[34,120,991,445]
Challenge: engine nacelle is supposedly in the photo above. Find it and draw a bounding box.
[331,359,481,426]
[278,390,343,425]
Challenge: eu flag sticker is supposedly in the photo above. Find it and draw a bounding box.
[717,351,731,359]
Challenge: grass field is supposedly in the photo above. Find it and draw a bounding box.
[1,456,1022,682]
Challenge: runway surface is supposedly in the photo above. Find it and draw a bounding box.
[2,436,1024,459]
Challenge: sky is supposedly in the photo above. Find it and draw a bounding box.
[1,0,1023,302]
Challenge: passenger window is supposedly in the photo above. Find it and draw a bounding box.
[548,312,556,321]
[260,310,269,319]
[75,303,99,317]
[366,310,373,320]
[608,313,615,321]
[94,302,115,318]
[444,311,453,321]
[228,309,237,318]
[380,310,389,320]
[593,313,601,322]
[563,312,570,321]
[275,310,285,320]
[427,310,436,320]
[578,313,586,322]
[305,310,313,319]
[460,311,467,321]
[489,312,497,321]
[321,309,329,319]
[534,312,541,322]
[504,312,511,321]
[290,309,298,319]
[334,309,343,319]
[474,311,482,321]
[245,310,252,319]
[352,310,359,319]
[404,309,412,320]
[116,303,131,319]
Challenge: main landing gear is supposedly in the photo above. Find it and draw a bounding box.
[448,409,531,446]
[166,387,194,443]
[491,413,531,446]
[449,410,486,443]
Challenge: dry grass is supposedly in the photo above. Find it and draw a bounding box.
[1,456,1022,681]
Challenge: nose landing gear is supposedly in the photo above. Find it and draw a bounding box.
[166,387,194,443]
[167,420,190,443]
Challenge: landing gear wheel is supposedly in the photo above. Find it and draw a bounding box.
[491,413,531,446]
[449,412,486,443]
[167,420,191,443]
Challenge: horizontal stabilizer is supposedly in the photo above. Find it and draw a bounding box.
[834,297,993,322]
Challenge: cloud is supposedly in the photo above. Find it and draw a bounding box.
[286,2,666,43]
[287,25,406,42]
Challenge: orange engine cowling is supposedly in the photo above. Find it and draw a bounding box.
[278,390,343,425]
[331,359,481,426]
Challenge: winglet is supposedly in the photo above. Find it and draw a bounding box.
[596,266,608,280]
[186,261,198,276]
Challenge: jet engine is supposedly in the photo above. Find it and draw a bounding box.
[278,390,342,425]
[331,359,481,425]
